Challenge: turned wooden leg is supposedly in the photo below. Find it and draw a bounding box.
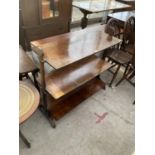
[79,9,90,29]
[39,104,56,128]
[38,51,56,128]
[81,14,88,29]
[39,91,56,128]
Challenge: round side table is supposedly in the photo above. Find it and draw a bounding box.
[19,81,40,148]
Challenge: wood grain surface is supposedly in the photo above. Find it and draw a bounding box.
[31,25,121,69]
[73,0,131,13]
[37,55,111,99]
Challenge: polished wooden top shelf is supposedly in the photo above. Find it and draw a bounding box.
[31,25,121,69]
[72,0,131,13]
[38,55,111,99]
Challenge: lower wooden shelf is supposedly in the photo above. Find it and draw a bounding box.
[47,77,105,120]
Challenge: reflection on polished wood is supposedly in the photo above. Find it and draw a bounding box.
[19,81,40,124]
[31,25,121,69]
[73,0,131,13]
[38,55,111,99]
[108,11,135,23]
[42,0,53,19]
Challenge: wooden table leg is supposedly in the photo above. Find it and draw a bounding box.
[39,53,56,128]
[19,130,31,148]
[79,9,91,29]
[39,93,56,128]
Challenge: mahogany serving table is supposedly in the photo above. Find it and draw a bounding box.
[19,81,40,148]
[72,0,131,29]
[31,25,121,126]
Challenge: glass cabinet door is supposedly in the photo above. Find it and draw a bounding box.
[41,0,59,19]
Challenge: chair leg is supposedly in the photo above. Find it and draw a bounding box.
[109,64,121,87]
[127,70,135,80]
[116,63,135,87]
[115,77,125,87]
[115,64,129,87]
[19,130,31,148]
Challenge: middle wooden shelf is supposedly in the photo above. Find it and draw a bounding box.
[37,55,111,99]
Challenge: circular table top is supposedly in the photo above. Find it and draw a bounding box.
[19,81,40,124]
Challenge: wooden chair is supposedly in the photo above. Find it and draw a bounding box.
[117,16,135,86]
[104,16,135,87]
[116,53,135,87]
[121,16,135,54]
[103,18,122,58]
[116,53,135,105]
[19,46,39,90]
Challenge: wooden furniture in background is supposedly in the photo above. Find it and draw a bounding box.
[42,0,59,19]
[116,0,135,10]
[19,46,39,89]
[31,24,121,127]
[115,51,135,105]
[116,53,135,86]
[73,0,131,29]
[19,81,40,148]
[19,0,72,50]
[104,16,135,87]
[107,10,135,27]
[121,16,135,53]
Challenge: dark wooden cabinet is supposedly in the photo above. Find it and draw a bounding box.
[19,0,72,50]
